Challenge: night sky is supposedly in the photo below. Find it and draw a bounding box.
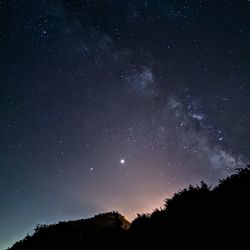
[1,0,250,249]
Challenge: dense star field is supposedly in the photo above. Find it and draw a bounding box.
[1,0,250,249]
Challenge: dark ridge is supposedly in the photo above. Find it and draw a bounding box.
[8,165,250,249]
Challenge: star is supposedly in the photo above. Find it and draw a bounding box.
[120,159,125,164]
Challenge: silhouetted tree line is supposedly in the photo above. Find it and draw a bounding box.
[8,165,250,249]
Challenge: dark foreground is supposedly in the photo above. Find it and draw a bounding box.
[8,166,250,249]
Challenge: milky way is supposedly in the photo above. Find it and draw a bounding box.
[1,1,250,249]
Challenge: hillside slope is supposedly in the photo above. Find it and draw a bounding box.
[8,166,250,249]
[8,212,130,250]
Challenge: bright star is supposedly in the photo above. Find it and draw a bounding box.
[120,159,125,164]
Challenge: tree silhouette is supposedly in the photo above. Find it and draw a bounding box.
[8,165,250,249]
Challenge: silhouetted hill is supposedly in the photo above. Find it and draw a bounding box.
[129,165,250,247]
[8,212,131,250]
[8,165,250,249]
